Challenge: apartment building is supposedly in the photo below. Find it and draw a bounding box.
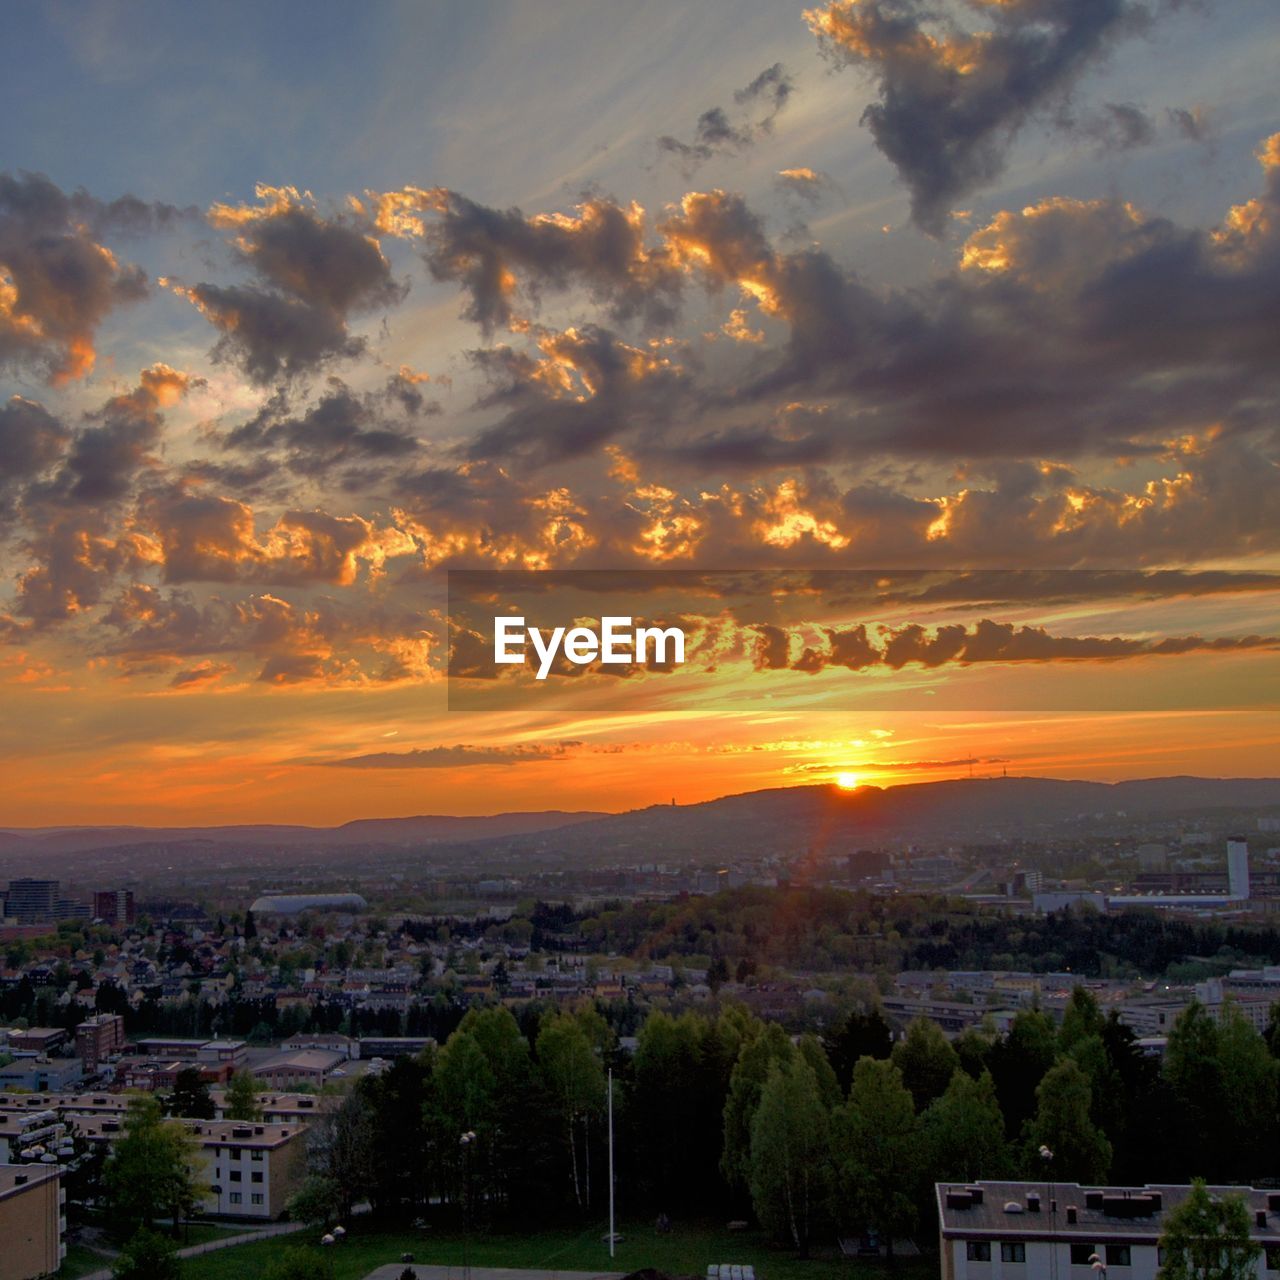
[938,1181,1280,1280]
[74,1115,306,1220]
[0,1165,65,1280]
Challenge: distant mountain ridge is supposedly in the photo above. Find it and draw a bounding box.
[0,810,607,857]
[2,776,1277,870]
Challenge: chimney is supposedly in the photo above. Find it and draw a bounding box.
[1258,1211,1268,1229]
[1067,1207,1078,1225]
[1027,1193,1041,1213]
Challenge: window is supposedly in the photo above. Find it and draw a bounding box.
[1001,1243,1027,1264]
[251,1150,263,1161]
[251,1193,264,1206]
[229,1192,241,1205]
[967,1242,992,1262]
[229,1170,241,1182]
[1070,1245,1098,1266]
[1106,1246,1132,1267]
[1265,1247,1280,1272]
[251,1171,263,1183]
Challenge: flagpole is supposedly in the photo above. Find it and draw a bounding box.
[608,1067,615,1260]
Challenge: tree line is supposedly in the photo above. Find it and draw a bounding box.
[278,990,1280,1255]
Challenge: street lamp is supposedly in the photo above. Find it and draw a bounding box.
[1040,1147,1056,1280]
[460,1131,476,1280]
[1090,1252,1107,1280]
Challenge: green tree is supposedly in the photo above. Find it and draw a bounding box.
[225,1069,263,1121]
[1023,1057,1112,1183]
[287,1175,341,1227]
[1164,1000,1224,1178]
[823,1005,893,1093]
[748,1057,833,1258]
[891,1016,960,1111]
[989,1009,1058,1138]
[1157,1179,1261,1280]
[923,1069,1012,1182]
[306,1089,375,1221]
[112,1228,181,1280]
[102,1096,206,1236]
[537,1012,606,1208]
[168,1067,214,1119]
[1059,987,1107,1052]
[1216,1001,1280,1181]
[797,1033,842,1111]
[721,1021,794,1197]
[832,1057,922,1258]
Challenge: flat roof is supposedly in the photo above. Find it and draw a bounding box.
[72,1115,303,1149]
[0,1164,58,1199]
[938,1182,1280,1243]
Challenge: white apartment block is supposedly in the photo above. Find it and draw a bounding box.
[939,1182,1280,1280]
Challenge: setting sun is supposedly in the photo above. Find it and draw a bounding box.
[835,771,861,790]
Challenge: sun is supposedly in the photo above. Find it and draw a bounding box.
[835,771,861,790]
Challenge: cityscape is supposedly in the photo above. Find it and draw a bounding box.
[3,1,1280,1280]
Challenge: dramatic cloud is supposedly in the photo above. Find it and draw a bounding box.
[805,0,1165,233]
[0,397,69,517]
[759,619,1280,673]
[418,191,686,334]
[0,172,148,382]
[167,185,408,383]
[220,377,424,480]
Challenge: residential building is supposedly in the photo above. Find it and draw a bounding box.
[938,1181,1280,1280]
[0,1165,65,1280]
[74,1116,306,1220]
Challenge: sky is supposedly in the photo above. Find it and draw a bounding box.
[1,0,1278,825]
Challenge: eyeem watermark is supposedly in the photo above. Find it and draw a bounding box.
[494,615,686,680]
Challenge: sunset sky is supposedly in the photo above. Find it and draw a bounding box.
[1,0,1278,826]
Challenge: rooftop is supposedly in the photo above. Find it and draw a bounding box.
[938,1182,1280,1243]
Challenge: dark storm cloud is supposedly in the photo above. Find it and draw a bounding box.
[462,324,693,466]
[805,0,1169,234]
[225,204,406,314]
[0,397,69,516]
[173,191,409,384]
[757,618,1279,673]
[0,171,149,382]
[658,63,796,173]
[423,192,684,334]
[181,282,366,385]
[221,377,422,478]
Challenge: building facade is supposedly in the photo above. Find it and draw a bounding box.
[0,1165,65,1280]
[939,1181,1280,1280]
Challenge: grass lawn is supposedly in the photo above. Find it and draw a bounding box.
[181,1219,937,1280]
[58,1243,113,1279]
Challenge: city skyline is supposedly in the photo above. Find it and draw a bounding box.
[1,1,1278,824]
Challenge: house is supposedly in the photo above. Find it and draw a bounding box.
[938,1181,1280,1280]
